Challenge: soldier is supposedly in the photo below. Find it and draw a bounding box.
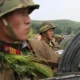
[39,21,60,51]
[28,22,60,66]
[0,0,60,80]
[0,0,39,80]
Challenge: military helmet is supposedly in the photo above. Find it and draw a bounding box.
[0,0,39,41]
[0,0,39,17]
[39,21,55,34]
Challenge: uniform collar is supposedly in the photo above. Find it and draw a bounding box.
[22,41,28,48]
[0,40,22,50]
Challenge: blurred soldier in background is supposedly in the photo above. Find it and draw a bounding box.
[39,21,63,51]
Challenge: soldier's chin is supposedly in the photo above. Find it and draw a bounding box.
[18,37,28,41]
[18,35,29,41]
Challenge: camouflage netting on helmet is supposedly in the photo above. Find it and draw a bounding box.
[0,0,39,17]
[39,22,55,34]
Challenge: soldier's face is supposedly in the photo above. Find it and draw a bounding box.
[5,8,31,41]
[46,28,53,40]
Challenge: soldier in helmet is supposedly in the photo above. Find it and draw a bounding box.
[0,0,39,80]
[39,21,60,51]
[0,0,60,79]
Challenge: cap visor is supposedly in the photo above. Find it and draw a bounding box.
[28,4,40,14]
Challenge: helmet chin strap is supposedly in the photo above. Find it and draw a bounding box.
[2,18,18,42]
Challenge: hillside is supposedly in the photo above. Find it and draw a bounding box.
[31,19,80,34]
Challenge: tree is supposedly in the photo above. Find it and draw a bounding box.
[54,27,62,34]
[66,26,72,34]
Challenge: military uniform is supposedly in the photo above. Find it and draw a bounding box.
[39,22,60,51]
[49,40,60,51]
[39,22,61,72]
[22,40,60,69]
[0,0,39,80]
[28,39,60,63]
[39,22,63,51]
[0,0,60,79]
[0,41,22,80]
[27,39,60,71]
[0,40,36,80]
[51,36,64,50]
[0,38,60,80]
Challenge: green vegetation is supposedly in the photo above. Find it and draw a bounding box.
[0,52,53,79]
[28,28,35,39]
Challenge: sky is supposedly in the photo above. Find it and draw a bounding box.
[30,0,80,22]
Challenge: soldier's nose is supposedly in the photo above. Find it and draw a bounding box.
[24,15,31,24]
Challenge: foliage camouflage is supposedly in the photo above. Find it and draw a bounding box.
[0,52,53,79]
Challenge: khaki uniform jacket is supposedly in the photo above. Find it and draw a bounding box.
[50,40,59,51]
[0,63,18,80]
[28,39,60,64]
[0,42,19,80]
[0,39,60,80]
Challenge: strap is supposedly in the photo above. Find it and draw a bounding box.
[2,19,18,41]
